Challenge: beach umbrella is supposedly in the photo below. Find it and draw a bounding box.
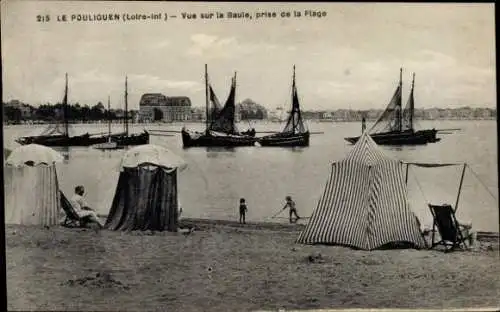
[5,144,64,166]
[119,144,187,171]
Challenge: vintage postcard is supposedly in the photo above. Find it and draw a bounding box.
[2,1,498,311]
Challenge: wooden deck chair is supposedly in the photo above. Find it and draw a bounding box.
[428,204,473,252]
[59,191,94,228]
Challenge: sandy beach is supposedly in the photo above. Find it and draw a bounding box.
[5,219,500,311]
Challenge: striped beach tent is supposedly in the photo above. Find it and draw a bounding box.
[296,132,426,250]
[4,144,63,226]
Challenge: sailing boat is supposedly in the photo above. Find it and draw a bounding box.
[208,80,223,121]
[257,65,310,147]
[344,69,440,145]
[181,64,257,148]
[93,96,120,150]
[16,73,107,146]
[111,76,149,146]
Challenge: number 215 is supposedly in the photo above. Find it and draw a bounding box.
[37,15,50,22]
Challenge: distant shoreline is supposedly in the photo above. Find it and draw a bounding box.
[2,117,496,126]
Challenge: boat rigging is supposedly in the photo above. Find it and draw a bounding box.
[181,64,257,148]
[345,68,450,146]
[257,65,310,147]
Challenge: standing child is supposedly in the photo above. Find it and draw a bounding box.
[239,198,248,224]
[283,196,300,223]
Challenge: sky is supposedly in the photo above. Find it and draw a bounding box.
[1,1,496,111]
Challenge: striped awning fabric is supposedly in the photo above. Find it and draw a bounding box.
[296,132,426,250]
[4,164,61,226]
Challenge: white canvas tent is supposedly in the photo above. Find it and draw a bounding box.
[297,132,426,250]
[4,144,63,226]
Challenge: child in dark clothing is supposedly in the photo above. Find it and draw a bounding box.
[239,198,248,224]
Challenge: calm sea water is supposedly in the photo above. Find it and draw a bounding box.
[3,120,498,232]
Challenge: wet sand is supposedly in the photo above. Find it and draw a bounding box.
[5,219,500,311]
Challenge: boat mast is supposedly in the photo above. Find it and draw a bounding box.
[205,64,209,133]
[63,73,69,137]
[108,95,111,138]
[409,73,415,131]
[124,76,129,136]
[292,65,296,134]
[234,71,237,134]
[397,67,402,132]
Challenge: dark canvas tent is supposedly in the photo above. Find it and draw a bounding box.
[105,144,186,232]
[296,132,426,250]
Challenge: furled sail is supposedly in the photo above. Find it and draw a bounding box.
[37,73,74,137]
[282,66,307,134]
[38,123,73,137]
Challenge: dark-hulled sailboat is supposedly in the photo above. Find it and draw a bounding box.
[257,65,310,147]
[110,76,149,146]
[16,75,149,147]
[181,65,257,148]
[16,74,110,147]
[345,69,440,145]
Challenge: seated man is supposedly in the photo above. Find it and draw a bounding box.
[70,185,103,228]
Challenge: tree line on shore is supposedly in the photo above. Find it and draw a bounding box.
[3,98,269,123]
[3,101,136,123]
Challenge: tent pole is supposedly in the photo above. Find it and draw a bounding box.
[405,163,409,185]
[453,163,467,212]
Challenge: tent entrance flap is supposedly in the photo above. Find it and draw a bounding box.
[105,166,178,231]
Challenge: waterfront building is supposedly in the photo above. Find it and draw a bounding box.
[138,93,191,122]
